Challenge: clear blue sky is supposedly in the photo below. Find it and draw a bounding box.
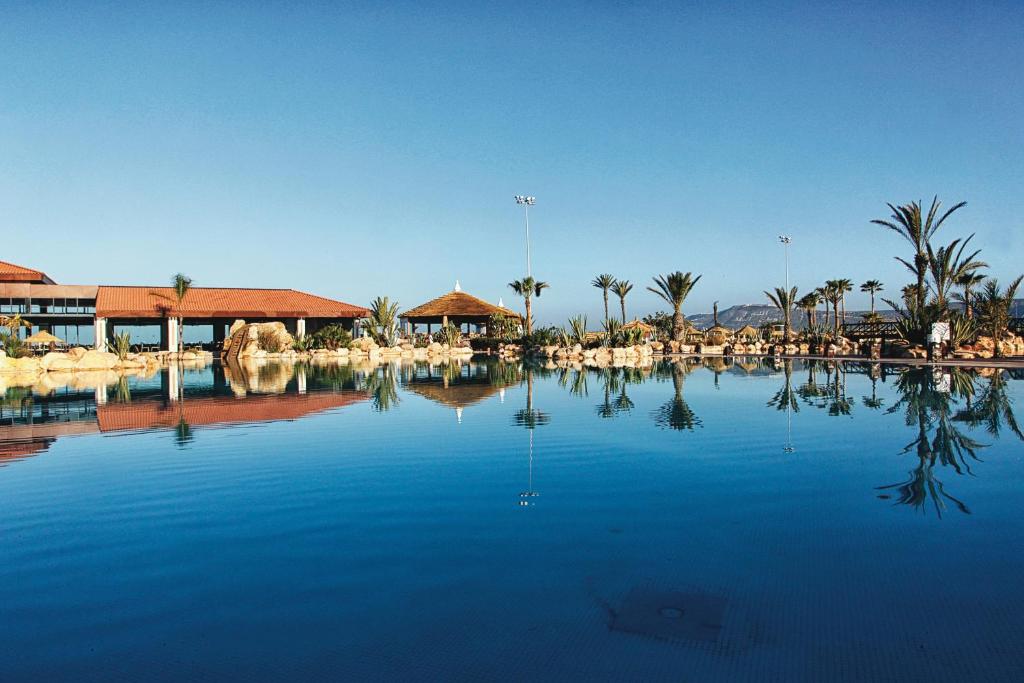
[3,2,1022,325]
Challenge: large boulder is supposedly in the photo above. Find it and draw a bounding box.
[41,352,77,372]
[226,321,295,358]
[67,346,89,360]
[351,337,379,353]
[76,350,118,371]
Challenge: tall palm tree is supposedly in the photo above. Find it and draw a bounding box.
[647,271,702,342]
[836,278,853,326]
[764,286,798,341]
[611,280,633,322]
[508,276,549,335]
[822,281,844,336]
[974,276,1023,358]
[872,197,967,312]
[814,286,830,328]
[860,280,884,314]
[171,273,192,356]
[796,292,821,328]
[591,274,617,322]
[926,234,987,314]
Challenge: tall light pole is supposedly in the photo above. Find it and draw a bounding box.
[515,195,536,276]
[778,235,792,291]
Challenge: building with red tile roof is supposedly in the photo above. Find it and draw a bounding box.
[0,260,368,350]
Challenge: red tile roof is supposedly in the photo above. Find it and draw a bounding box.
[0,260,54,284]
[96,286,369,319]
[96,392,367,432]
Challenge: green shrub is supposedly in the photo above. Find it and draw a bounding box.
[1,333,28,358]
[433,323,462,346]
[488,312,520,341]
[107,330,132,361]
[310,324,352,350]
[522,326,561,346]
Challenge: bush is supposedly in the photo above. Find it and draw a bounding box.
[107,330,132,361]
[310,324,352,351]
[433,323,462,346]
[1,333,28,358]
[470,337,502,352]
[522,326,561,347]
[257,328,284,353]
[488,312,520,341]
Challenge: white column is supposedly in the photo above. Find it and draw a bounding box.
[167,318,180,353]
[94,382,108,406]
[93,317,107,350]
[296,318,306,338]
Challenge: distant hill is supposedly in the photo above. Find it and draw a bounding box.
[687,299,1024,331]
[687,304,895,331]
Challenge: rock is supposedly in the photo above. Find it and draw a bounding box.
[67,346,89,360]
[40,352,68,371]
[229,319,247,336]
[75,350,118,371]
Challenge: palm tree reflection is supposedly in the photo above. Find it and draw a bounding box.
[877,367,986,517]
[651,361,701,431]
[956,370,1024,441]
[767,360,798,452]
[362,363,400,412]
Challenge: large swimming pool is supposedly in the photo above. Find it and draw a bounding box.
[2,358,1022,681]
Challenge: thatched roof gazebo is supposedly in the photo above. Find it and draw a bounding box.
[735,324,760,341]
[703,325,733,345]
[400,282,522,335]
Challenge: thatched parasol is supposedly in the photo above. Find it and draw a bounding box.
[24,330,64,346]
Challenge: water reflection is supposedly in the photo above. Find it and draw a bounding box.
[651,361,701,431]
[3,357,1022,520]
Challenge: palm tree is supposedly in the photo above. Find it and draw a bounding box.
[796,292,821,328]
[926,234,987,314]
[872,197,967,312]
[508,276,549,335]
[611,280,633,322]
[764,286,798,341]
[647,271,702,342]
[955,270,987,319]
[591,274,617,322]
[860,280,884,314]
[366,296,400,346]
[822,281,843,337]
[814,286,830,328]
[171,273,192,356]
[836,278,853,326]
[974,276,1023,358]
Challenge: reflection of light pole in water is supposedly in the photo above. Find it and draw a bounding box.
[784,402,795,453]
[520,429,539,506]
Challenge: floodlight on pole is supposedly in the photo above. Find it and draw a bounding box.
[778,235,792,292]
[515,195,536,276]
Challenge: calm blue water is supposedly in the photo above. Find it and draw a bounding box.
[2,359,1023,681]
